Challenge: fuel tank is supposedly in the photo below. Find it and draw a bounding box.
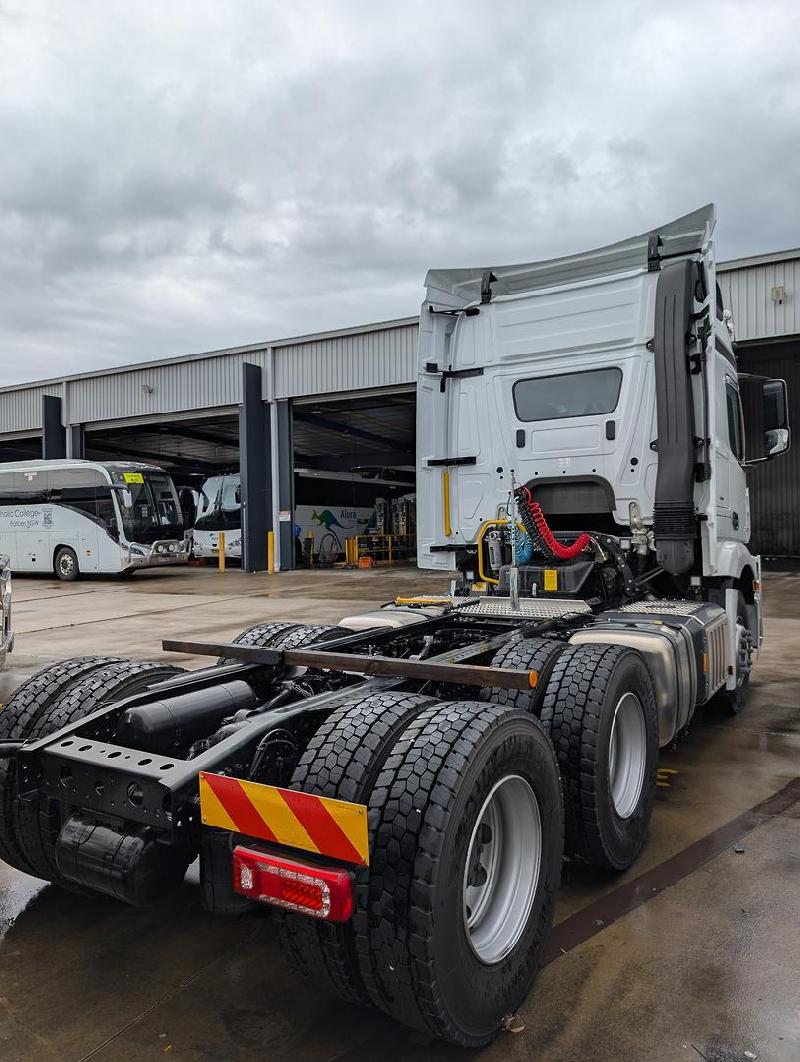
[570,600,729,745]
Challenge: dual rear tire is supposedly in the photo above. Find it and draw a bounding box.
[0,657,183,883]
[282,640,658,1044]
[281,693,563,1047]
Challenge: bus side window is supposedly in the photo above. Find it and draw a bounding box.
[49,469,112,528]
[14,469,48,500]
[59,485,100,520]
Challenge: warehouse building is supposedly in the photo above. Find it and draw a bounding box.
[0,246,797,570]
[0,318,419,571]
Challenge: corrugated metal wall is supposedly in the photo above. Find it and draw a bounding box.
[0,318,419,433]
[0,383,65,434]
[69,348,270,424]
[737,338,800,556]
[719,255,800,342]
[273,322,417,399]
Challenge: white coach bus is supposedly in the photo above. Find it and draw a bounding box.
[192,470,378,563]
[0,460,191,580]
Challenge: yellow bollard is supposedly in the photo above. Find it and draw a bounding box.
[218,531,226,572]
[267,530,275,574]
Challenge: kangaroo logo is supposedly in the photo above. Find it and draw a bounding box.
[312,509,345,532]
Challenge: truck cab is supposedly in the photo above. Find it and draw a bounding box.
[416,204,790,685]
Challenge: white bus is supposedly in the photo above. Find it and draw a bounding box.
[192,471,381,562]
[0,460,191,580]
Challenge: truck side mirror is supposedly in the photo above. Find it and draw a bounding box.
[740,375,791,463]
[234,484,242,505]
[762,379,790,457]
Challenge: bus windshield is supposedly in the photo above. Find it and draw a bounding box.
[113,470,185,544]
[194,474,241,532]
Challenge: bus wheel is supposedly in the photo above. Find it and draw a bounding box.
[356,702,563,1047]
[54,546,79,582]
[540,643,658,871]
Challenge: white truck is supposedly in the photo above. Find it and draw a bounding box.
[0,205,790,1048]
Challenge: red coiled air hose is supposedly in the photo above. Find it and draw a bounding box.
[523,487,590,560]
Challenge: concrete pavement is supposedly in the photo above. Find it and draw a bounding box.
[1,564,799,1061]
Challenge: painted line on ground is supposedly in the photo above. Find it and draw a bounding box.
[544,775,800,964]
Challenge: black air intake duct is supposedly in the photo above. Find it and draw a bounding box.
[652,260,697,575]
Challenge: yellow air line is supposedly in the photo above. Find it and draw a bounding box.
[476,519,526,586]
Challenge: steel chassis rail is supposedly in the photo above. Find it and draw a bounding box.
[17,609,554,840]
[161,638,542,690]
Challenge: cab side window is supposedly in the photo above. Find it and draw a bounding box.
[725,381,744,461]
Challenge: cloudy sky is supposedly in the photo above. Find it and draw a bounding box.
[1,0,799,385]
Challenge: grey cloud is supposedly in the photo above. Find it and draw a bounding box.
[1,0,800,384]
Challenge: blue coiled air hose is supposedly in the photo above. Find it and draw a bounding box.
[514,529,534,565]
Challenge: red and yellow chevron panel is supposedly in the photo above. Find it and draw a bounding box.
[198,772,369,866]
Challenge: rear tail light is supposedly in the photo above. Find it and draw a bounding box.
[232,846,355,922]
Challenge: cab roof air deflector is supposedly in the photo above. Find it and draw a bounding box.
[424,204,716,308]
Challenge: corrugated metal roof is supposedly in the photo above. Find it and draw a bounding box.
[0,317,420,434]
[718,248,800,272]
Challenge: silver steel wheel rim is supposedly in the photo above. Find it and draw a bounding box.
[608,692,646,819]
[59,553,74,576]
[463,774,542,965]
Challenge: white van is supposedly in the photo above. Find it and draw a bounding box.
[0,460,191,580]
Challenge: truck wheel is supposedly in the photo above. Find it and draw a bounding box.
[714,591,752,715]
[266,623,345,651]
[15,659,183,884]
[217,621,301,664]
[481,637,565,715]
[540,643,658,871]
[218,621,345,665]
[0,657,123,875]
[54,546,79,582]
[355,702,563,1047]
[278,691,437,1004]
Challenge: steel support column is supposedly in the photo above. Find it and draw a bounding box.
[274,399,295,571]
[66,425,85,459]
[239,363,272,572]
[41,395,66,459]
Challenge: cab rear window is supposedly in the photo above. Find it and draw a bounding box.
[513,367,623,422]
